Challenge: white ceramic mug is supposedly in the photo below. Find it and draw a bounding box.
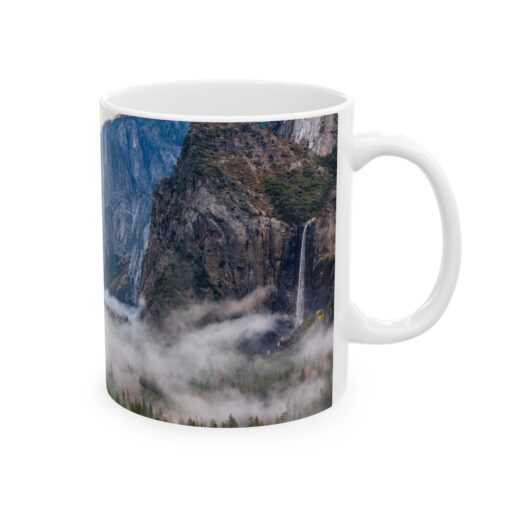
[101,81,461,427]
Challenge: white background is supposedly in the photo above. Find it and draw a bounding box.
[1,1,509,508]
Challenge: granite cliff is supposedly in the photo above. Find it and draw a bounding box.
[139,120,337,328]
[101,116,189,305]
[278,115,338,156]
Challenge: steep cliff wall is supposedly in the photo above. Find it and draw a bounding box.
[101,116,189,305]
[278,115,338,156]
[139,122,336,326]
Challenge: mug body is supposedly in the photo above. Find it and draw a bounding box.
[101,81,353,426]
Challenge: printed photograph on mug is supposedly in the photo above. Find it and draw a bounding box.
[101,112,338,426]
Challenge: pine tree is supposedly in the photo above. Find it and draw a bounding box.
[221,414,239,428]
[248,416,263,427]
[275,412,289,424]
[227,414,238,427]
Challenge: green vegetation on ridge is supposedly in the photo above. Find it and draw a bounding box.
[263,164,334,224]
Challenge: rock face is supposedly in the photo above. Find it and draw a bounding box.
[139,120,337,327]
[278,116,338,156]
[309,188,336,320]
[101,116,189,305]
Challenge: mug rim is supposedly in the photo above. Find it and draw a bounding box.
[101,79,352,123]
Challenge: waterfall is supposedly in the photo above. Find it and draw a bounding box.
[295,219,312,328]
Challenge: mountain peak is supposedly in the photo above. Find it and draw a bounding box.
[139,121,336,325]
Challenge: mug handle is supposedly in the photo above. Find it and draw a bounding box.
[348,133,461,344]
